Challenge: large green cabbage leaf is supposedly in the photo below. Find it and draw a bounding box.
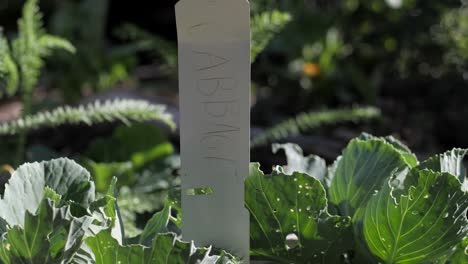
[419,148,468,191]
[448,237,468,264]
[328,137,410,217]
[0,158,95,227]
[246,163,352,263]
[0,159,117,263]
[362,169,468,263]
[0,196,111,264]
[270,135,467,263]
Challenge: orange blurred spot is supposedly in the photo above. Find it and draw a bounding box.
[1,164,14,175]
[303,63,321,77]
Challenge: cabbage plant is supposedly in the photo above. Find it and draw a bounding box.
[246,133,467,263]
[0,159,238,264]
[0,133,467,263]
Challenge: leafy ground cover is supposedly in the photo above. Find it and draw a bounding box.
[0,158,238,264]
[247,134,467,263]
[0,134,466,263]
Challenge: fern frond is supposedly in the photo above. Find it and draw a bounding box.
[12,0,45,93]
[11,0,75,93]
[2,56,19,97]
[251,10,292,61]
[18,0,44,47]
[0,32,8,75]
[38,35,76,56]
[0,34,19,96]
[251,107,381,147]
[0,99,176,136]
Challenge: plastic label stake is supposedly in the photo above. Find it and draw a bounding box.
[176,0,250,261]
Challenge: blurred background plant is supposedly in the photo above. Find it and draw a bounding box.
[48,0,137,102]
[252,0,468,104]
[249,0,468,154]
[1,0,468,241]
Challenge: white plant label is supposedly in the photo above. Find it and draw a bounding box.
[176,0,250,261]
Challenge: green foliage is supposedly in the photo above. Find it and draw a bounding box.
[358,133,419,168]
[0,33,18,97]
[114,9,292,73]
[363,169,467,263]
[248,0,468,107]
[86,229,239,264]
[449,237,468,264]
[288,28,348,91]
[1,135,466,263]
[49,0,135,101]
[251,106,381,147]
[85,123,174,167]
[247,164,351,263]
[0,198,110,264]
[0,159,237,263]
[138,203,172,246]
[0,0,75,98]
[117,187,169,238]
[0,159,112,263]
[0,158,95,226]
[246,134,468,263]
[0,0,75,165]
[116,23,178,68]
[83,123,179,238]
[328,137,410,217]
[418,148,468,190]
[435,1,468,69]
[251,10,292,61]
[0,99,175,136]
